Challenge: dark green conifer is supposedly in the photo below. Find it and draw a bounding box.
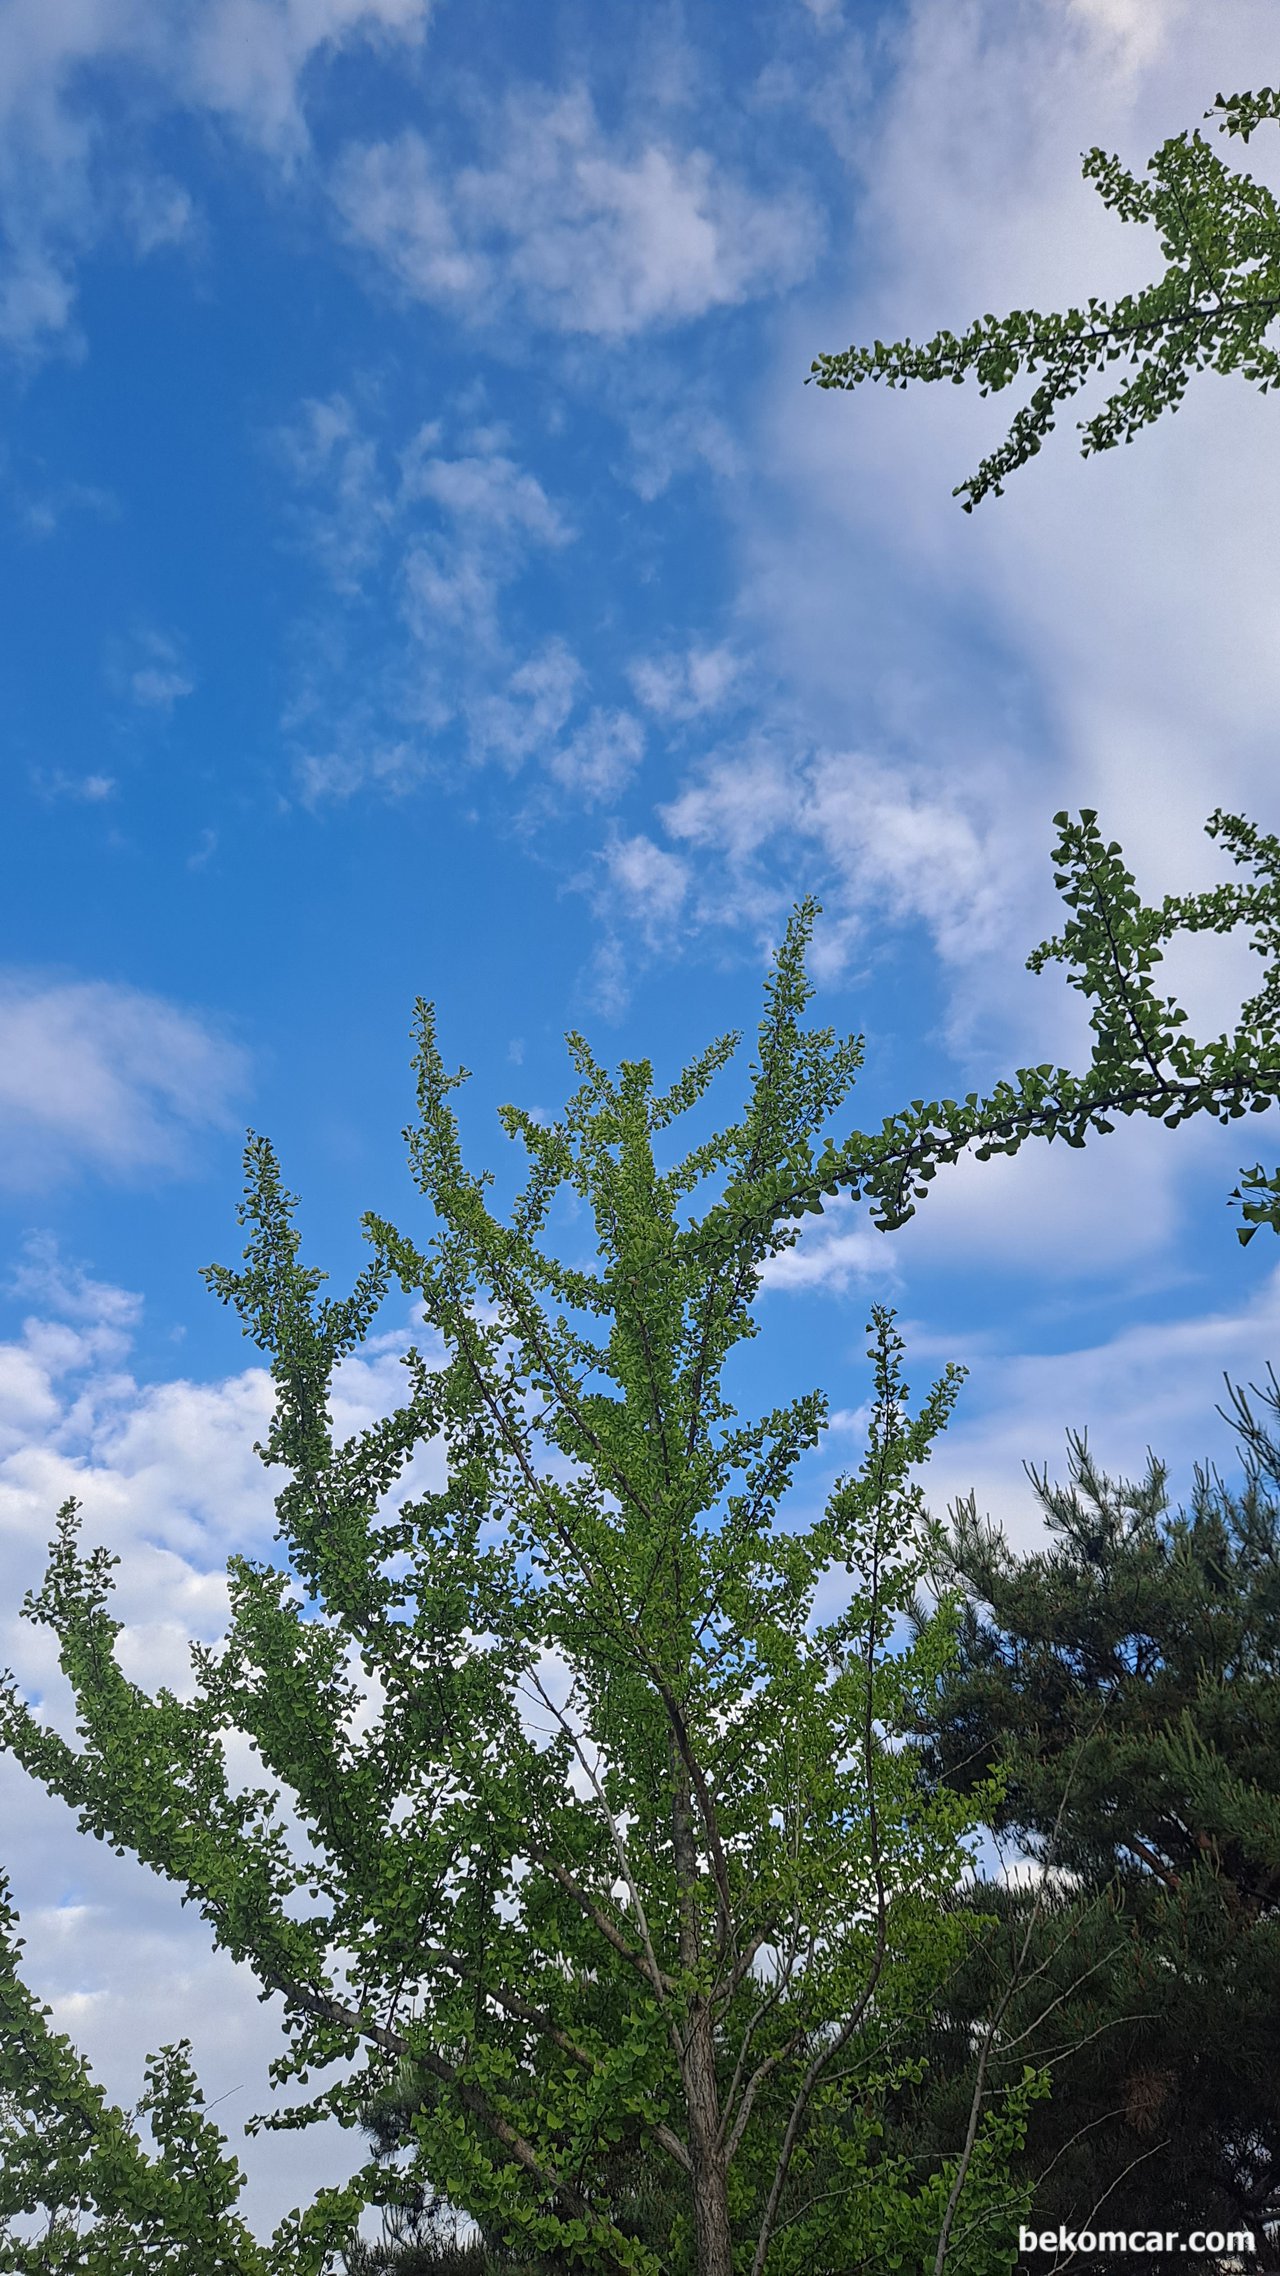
[905,1384,1280,2267]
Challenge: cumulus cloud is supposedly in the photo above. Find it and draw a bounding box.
[273,393,394,592]
[332,87,818,338]
[466,640,583,773]
[179,0,431,155]
[400,446,572,650]
[279,402,573,634]
[0,3,812,359]
[759,1199,898,1295]
[0,974,247,1189]
[634,734,1029,985]
[571,1,1280,1066]
[0,1253,356,2229]
[0,1250,452,2228]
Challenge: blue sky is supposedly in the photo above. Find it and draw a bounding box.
[5,0,1280,2229]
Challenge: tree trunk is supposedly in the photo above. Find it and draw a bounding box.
[669,1734,734,2276]
[686,2002,734,2276]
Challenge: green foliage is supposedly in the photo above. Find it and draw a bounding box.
[0,908,1029,2275]
[700,807,1280,1257]
[905,1394,1280,2257]
[9,801,1275,2263]
[0,1866,365,2274]
[810,88,1280,507]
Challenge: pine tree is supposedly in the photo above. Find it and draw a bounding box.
[906,1383,1280,2266]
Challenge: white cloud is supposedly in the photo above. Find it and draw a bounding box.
[652,736,1028,977]
[587,831,696,1012]
[14,474,118,540]
[0,974,247,1189]
[1066,0,1171,76]
[0,1255,350,2230]
[0,0,432,353]
[601,832,691,928]
[760,1199,899,1294]
[274,393,393,592]
[584,0,1280,1076]
[927,1258,1280,1552]
[750,0,1280,902]
[401,441,570,546]
[279,407,628,803]
[891,1111,1228,1283]
[8,1233,141,1332]
[329,131,480,307]
[467,640,583,772]
[747,1070,1231,1302]
[282,401,572,642]
[629,642,740,721]
[31,768,117,803]
[124,628,195,712]
[180,0,431,156]
[332,88,818,338]
[120,170,196,256]
[399,446,571,649]
[293,734,426,803]
[545,707,645,803]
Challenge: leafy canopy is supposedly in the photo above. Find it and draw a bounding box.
[0,905,1033,2276]
[7,793,1280,2265]
[810,88,1280,508]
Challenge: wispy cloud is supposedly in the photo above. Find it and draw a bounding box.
[13,474,118,540]
[0,0,433,355]
[180,0,432,157]
[279,401,651,809]
[0,975,247,1189]
[750,0,1280,905]
[30,769,116,804]
[602,732,1029,986]
[930,1259,1280,1550]
[628,642,740,722]
[600,831,690,931]
[120,628,196,713]
[545,708,645,804]
[273,393,393,592]
[466,640,583,773]
[332,87,818,338]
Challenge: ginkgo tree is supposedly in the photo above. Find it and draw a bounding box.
[699,807,1280,1255]
[810,87,1280,509]
[0,907,1038,2276]
[7,794,1280,2270]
